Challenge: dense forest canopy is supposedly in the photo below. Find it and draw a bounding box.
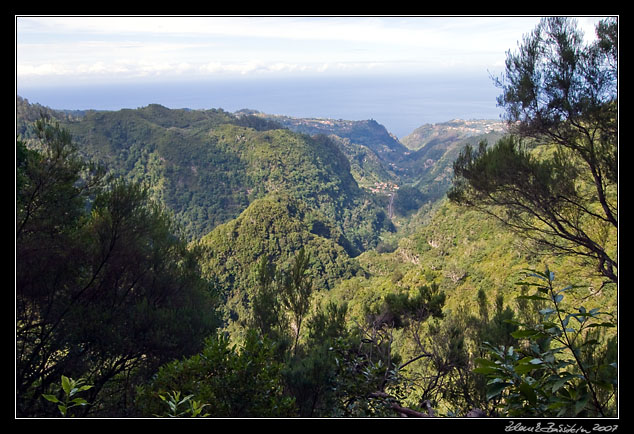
[16,17,617,420]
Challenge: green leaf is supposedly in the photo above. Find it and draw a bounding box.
[42,394,60,403]
[475,357,499,367]
[70,397,88,406]
[574,393,590,416]
[514,363,535,375]
[511,329,539,339]
[551,380,568,394]
[473,366,500,375]
[61,375,72,395]
[551,374,578,393]
[519,381,537,406]
[487,381,512,400]
[58,404,67,416]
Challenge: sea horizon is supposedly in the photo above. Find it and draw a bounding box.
[16,73,505,139]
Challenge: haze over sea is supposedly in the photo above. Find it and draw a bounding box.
[17,73,503,139]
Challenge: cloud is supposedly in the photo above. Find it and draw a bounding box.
[18,63,71,76]
[16,16,611,85]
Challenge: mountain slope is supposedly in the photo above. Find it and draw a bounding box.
[398,120,507,204]
[252,113,409,161]
[400,119,507,151]
[246,111,512,216]
[195,193,364,339]
[16,97,392,252]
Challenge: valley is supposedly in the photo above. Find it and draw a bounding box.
[16,16,617,420]
[16,90,617,418]
[16,95,507,245]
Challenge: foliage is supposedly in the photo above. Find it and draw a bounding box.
[401,125,506,205]
[42,376,94,417]
[16,119,219,417]
[318,281,449,417]
[155,391,209,417]
[19,101,393,248]
[250,255,290,346]
[369,283,446,329]
[495,18,617,177]
[393,185,426,216]
[452,17,618,282]
[448,135,617,283]
[474,267,617,417]
[135,329,296,417]
[195,194,362,342]
[282,301,350,417]
[15,18,617,419]
[328,337,408,417]
[279,247,314,355]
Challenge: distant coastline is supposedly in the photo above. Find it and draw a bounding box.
[17,73,503,139]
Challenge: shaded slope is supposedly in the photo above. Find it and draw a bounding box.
[16,98,393,251]
[195,193,364,338]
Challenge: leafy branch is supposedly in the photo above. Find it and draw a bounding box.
[155,390,209,417]
[42,375,93,417]
[474,267,616,417]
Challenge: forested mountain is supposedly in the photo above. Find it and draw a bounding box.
[252,112,410,163]
[195,193,364,342]
[16,17,617,420]
[253,110,507,206]
[17,96,504,249]
[401,119,506,151]
[16,96,393,253]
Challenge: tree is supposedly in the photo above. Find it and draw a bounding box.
[251,255,285,338]
[16,118,219,416]
[284,301,350,417]
[249,255,292,359]
[449,17,617,283]
[324,284,447,417]
[474,268,617,417]
[279,247,314,356]
[135,329,296,417]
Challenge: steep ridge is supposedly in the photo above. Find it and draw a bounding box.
[249,112,410,162]
[16,97,393,254]
[194,193,364,339]
[17,97,513,243]
[401,119,507,151]
[399,120,507,203]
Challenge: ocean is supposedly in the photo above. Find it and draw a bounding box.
[17,73,504,139]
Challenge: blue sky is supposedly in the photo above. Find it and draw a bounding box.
[16,16,608,87]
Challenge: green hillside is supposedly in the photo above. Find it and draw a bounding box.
[194,193,363,341]
[17,97,392,253]
[15,17,618,418]
[254,113,410,163]
[16,95,617,419]
[398,120,507,204]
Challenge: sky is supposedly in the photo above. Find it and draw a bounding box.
[15,16,612,136]
[15,15,609,87]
